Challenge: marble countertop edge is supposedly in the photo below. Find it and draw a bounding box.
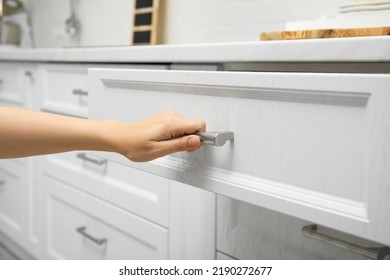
[0,36,389,63]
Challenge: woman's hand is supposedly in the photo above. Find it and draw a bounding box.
[107,111,206,162]
[0,106,205,161]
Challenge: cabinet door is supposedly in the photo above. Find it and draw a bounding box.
[42,175,168,260]
[89,69,390,246]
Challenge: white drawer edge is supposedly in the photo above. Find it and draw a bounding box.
[153,156,368,222]
[92,151,368,230]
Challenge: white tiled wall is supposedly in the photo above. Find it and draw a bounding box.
[21,0,386,47]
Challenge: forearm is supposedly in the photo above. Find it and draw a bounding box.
[0,107,205,161]
[0,106,115,158]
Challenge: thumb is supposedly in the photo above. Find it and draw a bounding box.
[159,135,202,156]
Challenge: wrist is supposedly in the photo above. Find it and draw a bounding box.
[96,119,129,155]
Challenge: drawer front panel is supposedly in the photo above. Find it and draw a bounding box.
[40,64,90,117]
[43,151,169,227]
[89,69,390,246]
[43,176,168,260]
[39,64,169,117]
[0,63,25,105]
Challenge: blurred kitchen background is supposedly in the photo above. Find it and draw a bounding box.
[1,0,390,48]
[1,0,390,262]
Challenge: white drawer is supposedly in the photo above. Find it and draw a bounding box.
[217,196,389,260]
[0,160,25,243]
[39,64,90,117]
[43,151,169,227]
[42,176,168,260]
[0,63,25,105]
[39,64,169,117]
[89,69,390,246]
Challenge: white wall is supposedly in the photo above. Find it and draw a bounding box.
[22,0,134,48]
[158,0,341,44]
[21,0,388,47]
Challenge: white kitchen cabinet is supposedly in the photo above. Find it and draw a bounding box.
[34,63,176,259]
[0,63,40,259]
[2,39,390,260]
[89,69,390,247]
[41,175,168,259]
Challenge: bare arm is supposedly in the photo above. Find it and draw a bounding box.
[0,106,205,161]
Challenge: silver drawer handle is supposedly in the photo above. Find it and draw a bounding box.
[72,89,88,96]
[76,226,107,246]
[25,71,33,77]
[76,153,107,166]
[0,180,5,186]
[195,131,234,147]
[302,224,390,260]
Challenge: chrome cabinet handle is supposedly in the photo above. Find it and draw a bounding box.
[76,153,107,166]
[302,224,390,260]
[76,226,107,246]
[195,131,234,147]
[72,89,88,96]
[0,180,5,186]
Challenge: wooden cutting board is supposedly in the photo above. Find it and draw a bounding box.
[260,26,390,41]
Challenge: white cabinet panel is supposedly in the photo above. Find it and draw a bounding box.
[0,160,25,244]
[89,69,390,246]
[42,176,168,260]
[169,181,216,259]
[0,63,26,106]
[43,151,169,227]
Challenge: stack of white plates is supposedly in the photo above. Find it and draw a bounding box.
[340,1,390,13]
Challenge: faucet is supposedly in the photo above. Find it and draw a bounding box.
[65,0,79,37]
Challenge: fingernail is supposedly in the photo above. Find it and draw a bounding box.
[188,136,197,148]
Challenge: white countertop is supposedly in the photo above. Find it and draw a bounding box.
[0,36,390,63]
